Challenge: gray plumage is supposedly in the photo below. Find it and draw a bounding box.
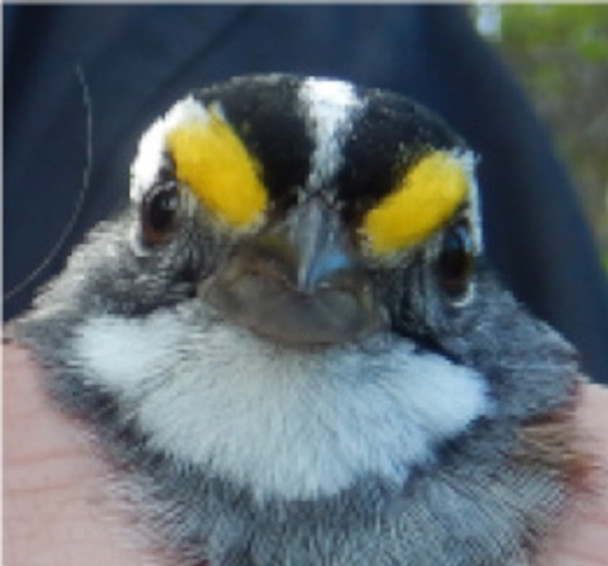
[15,75,583,566]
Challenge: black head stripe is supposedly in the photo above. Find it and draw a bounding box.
[337,90,467,225]
[194,75,314,215]
[189,75,467,231]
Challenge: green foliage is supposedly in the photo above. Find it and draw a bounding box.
[497,5,608,96]
[485,4,608,263]
[499,5,608,63]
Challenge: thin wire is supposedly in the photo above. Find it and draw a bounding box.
[4,64,93,302]
[5,7,259,303]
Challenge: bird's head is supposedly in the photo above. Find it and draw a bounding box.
[128,75,481,348]
[21,74,578,502]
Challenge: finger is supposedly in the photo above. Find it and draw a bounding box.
[3,343,157,566]
[537,383,608,566]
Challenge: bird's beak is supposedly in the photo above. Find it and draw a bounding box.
[202,195,383,346]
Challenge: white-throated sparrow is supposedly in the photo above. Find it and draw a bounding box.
[16,74,588,566]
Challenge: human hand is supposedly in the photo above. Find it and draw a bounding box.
[4,342,608,566]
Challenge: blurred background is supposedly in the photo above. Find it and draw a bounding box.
[472,3,608,272]
[4,4,608,380]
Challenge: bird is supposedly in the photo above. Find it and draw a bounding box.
[15,73,589,566]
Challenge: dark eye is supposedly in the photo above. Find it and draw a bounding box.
[436,221,474,301]
[141,182,180,246]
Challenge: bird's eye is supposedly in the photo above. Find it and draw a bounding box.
[141,182,180,246]
[436,221,474,301]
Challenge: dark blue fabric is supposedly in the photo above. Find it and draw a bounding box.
[4,5,608,382]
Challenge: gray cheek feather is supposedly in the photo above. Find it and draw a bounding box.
[14,221,580,566]
[84,414,566,566]
[435,268,580,420]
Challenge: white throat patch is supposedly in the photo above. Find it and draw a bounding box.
[74,306,491,502]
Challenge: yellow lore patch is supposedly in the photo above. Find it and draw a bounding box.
[362,151,470,255]
[166,110,267,229]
